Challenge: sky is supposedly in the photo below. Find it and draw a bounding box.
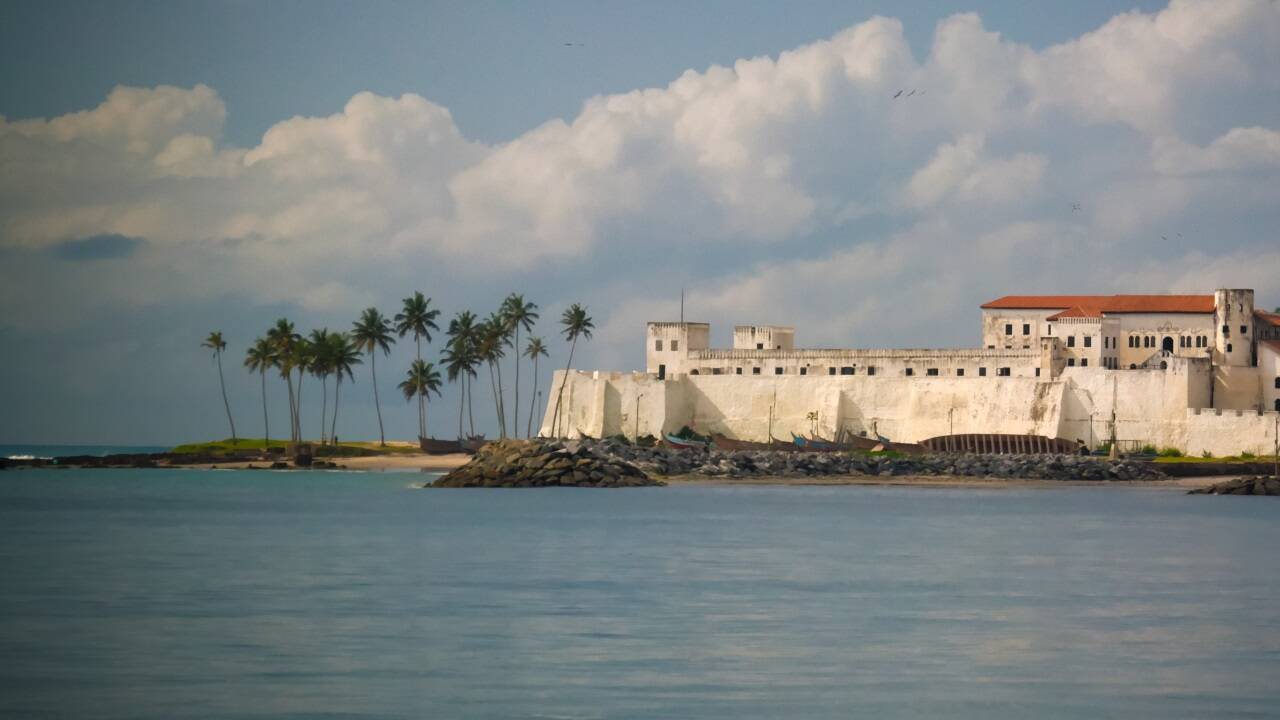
[1,0,1278,445]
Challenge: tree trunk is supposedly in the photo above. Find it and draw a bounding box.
[284,373,296,444]
[295,368,305,444]
[415,334,424,439]
[494,356,507,438]
[513,328,520,437]
[457,372,465,438]
[216,350,236,442]
[260,370,269,451]
[319,375,328,444]
[331,377,341,445]
[372,352,385,446]
[527,354,539,438]
[467,372,476,436]
[488,361,502,438]
[550,338,577,437]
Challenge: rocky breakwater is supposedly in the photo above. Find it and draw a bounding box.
[571,438,1165,481]
[429,439,662,488]
[1188,476,1280,496]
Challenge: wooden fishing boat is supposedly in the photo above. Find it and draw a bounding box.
[710,433,795,452]
[419,436,464,454]
[920,433,1080,455]
[458,435,488,453]
[791,433,841,452]
[664,433,711,450]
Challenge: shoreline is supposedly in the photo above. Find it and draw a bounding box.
[660,474,1224,490]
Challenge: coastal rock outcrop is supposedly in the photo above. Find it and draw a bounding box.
[1187,476,1280,496]
[530,438,1166,481]
[429,439,662,488]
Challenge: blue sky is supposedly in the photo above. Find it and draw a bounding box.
[1,0,1277,444]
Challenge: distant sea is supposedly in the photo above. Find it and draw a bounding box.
[1,443,171,459]
[1,470,1278,719]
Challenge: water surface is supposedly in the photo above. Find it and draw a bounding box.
[1,469,1277,719]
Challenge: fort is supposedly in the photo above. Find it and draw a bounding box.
[538,289,1280,457]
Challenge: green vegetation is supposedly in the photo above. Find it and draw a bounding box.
[1138,444,1159,455]
[1240,451,1256,459]
[1154,453,1277,464]
[171,438,419,456]
[208,291,589,448]
[1201,450,1214,459]
[1157,447,1183,457]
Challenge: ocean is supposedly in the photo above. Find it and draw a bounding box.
[2,444,172,460]
[1,469,1277,719]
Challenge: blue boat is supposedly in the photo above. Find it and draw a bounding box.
[664,433,710,451]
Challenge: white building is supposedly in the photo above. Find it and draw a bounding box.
[544,289,1280,456]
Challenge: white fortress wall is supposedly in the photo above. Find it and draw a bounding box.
[1185,408,1279,457]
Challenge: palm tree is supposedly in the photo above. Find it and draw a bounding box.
[524,336,548,438]
[327,332,362,445]
[266,319,301,444]
[501,294,539,437]
[308,329,332,444]
[478,313,511,438]
[243,337,276,450]
[444,312,481,439]
[201,331,237,443]
[395,292,441,440]
[352,307,396,446]
[398,359,443,437]
[550,304,594,437]
[291,337,313,444]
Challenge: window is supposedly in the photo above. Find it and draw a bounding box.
[1241,325,1248,335]
[655,339,663,351]
[926,368,939,376]
[1005,323,1013,336]
[799,367,807,375]
[1035,368,1041,377]
[1022,323,1030,336]
[1179,336,1186,348]
[840,366,854,375]
[752,367,761,375]
[828,367,836,375]
[1227,343,1233,353]
[905,368,914,376]
[671,340,678,351]
[1275,399,1280,412]
[1067,336,1076,347]
[736,367,743,375]
[957,368,965,377]
[979,367,987,377]
[987,345,995,349]
[1130,364,1137,369]
[1081,358,1088,367]
[997,367,1011,376]
[690,369,699,375]
[1274,377,1279,389]
[866,367,876,376]
[774,367,783,375]
[756,342,764,349]
[1068,358,1075,366]
[712,368,722,375]
[1084,336,1092,348]
[1222,325,1229,337]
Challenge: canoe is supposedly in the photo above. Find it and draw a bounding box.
[664,433,710,450]
[710,433,795,452]
[791,433,840,452]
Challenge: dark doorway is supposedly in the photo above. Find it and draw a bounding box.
[1162,336,1174,353]
[657,364,666,380]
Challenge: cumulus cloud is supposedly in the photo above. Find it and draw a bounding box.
[2,0,1278,350]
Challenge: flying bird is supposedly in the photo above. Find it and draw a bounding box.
[1071,202,1081,212]
[907,89,916,97]
[893,90,903,98]
[1161,235,1168,241]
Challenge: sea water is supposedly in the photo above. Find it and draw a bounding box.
[1,469,1278,719]
[1,444,171,460]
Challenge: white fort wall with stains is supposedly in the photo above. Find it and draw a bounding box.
[542,289,1280,456]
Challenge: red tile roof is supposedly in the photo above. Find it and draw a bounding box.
[1046,306,1103,320]
[981,294,1215,314]
[1255,310,1280,328]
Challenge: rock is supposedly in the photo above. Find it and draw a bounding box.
[429,439,662,488]
[1189,476,1280,496]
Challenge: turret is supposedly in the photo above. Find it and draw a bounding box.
[1214,289,1254,367]
[646,322,709,378]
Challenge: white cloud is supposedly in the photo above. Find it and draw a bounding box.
[1,0,1278,346]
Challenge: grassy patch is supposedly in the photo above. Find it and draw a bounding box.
[1154,455,1278,464]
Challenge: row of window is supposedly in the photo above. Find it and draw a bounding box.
[1004,323,1031,336]
[690,366,1015,377]
[1222,324,1248,337]
[653,339,679,351]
